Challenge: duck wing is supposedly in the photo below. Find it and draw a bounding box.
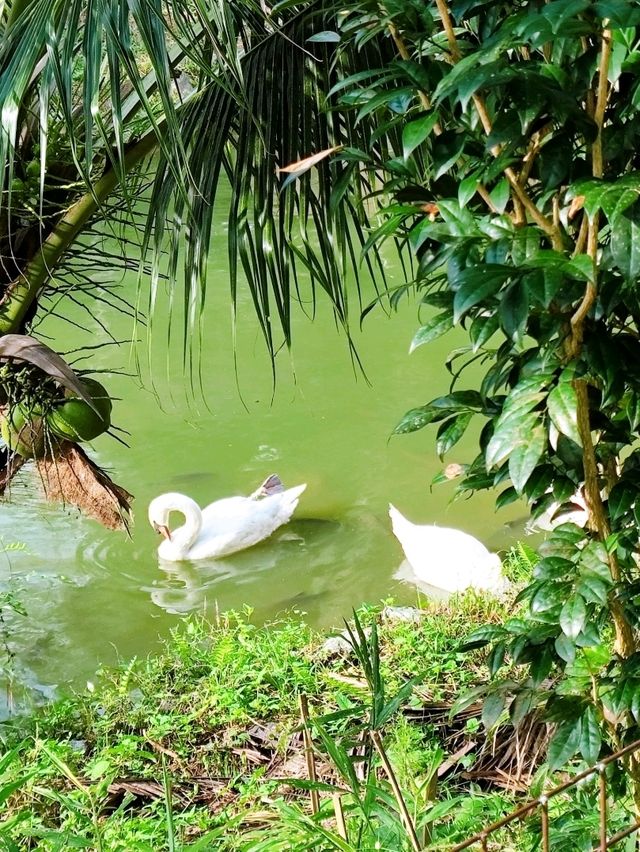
[189,485,306,559]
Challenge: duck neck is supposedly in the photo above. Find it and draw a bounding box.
[163,495,202,559]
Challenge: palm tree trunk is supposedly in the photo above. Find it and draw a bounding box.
[0,130,158,334]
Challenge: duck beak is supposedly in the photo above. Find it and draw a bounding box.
[153,522,172,541]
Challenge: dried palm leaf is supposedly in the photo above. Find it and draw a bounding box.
[36,441,132,531]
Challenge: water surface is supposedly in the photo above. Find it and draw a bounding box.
[0,221,524,712]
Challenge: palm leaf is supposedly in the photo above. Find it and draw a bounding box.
[0,0,403,369]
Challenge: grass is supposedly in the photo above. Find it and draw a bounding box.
[0,594,518,850]
[0,546,626,850]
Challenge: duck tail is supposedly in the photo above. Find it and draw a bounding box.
[279,483,306,518]
[389,503,412,537]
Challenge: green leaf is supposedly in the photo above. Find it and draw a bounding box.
[460,625,508,651]
[509,425,546,493]
[579,705,602,764]
[409,311,453,352]
[496,486,518,509]
[452,265,512,323]
[548,718,582,770]
[487,640,506,677]
[560,595,587,640]
[548,382,582,446]
[458,172,480,207]
[500,279,529,342]
[402,113,438,160]
[577,574,609,605]
[436,412,473,457]
[393,406,437,435]
[580,542,610,577]
[470,312,500,351]
[510,689,536,726]
[486,412,539,468]
[531,583,566,613]
[482,690,506,730]
[432,130,465,179]
[611,200,640,281]
[555,633,576,663]
[530,646,554,685]
[306,30,341,42]
[534,557,577,581]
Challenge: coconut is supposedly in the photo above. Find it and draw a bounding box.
[0,405,46,458]
[46,378,112,442]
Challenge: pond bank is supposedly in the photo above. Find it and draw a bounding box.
[0,593,538,850]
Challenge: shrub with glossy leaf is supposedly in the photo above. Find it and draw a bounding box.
[323,0,640,779]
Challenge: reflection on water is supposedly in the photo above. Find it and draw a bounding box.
[394,558,456,603]
[146,518,363,617]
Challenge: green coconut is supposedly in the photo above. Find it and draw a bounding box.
[0,405,45,458]
[46,378,112,442]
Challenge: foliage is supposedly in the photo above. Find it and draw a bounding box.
[0,601,521,850]
[301,0,640,782]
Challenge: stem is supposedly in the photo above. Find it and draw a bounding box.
[299,694,320,815]
[332,794,348,841]
[434,0,461,61]
[565,27,635,658]
[387,18,442,136]
[592,28,612,180]
[574,378,635,657]
[388,22,431,113]
[370,729,421,852]
[0,131,157,334]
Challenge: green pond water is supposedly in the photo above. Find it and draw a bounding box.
[0,214,526,714]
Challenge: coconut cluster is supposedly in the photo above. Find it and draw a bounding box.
[0,364,112,458]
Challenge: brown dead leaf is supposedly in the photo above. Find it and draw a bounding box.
[568,194,585,220]
[0,334,98,411]
[277,146,342,177]
[36,441,133,531]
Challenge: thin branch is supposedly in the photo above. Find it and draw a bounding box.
[299,694,319,816]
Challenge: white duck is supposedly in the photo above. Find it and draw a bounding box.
[149,474,306,561]
[389,504,506,594]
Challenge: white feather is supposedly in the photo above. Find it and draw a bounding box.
[389,504,507,594]
[149,478,306,561]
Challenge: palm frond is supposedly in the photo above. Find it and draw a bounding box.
[0,0,405,367]
[145,1,401,363]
